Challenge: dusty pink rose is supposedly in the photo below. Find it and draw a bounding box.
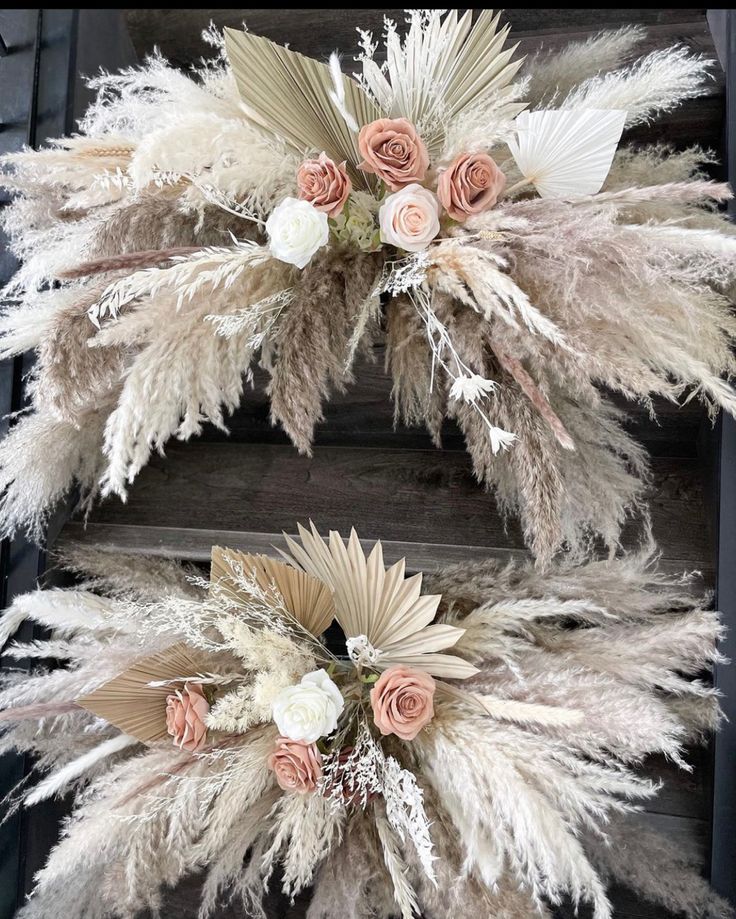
[370,666,436,741]
[437,152,506,221]
[165,682,209,753]
[379,184,440,252]
[358,117,429,190]
[297,152,352,218]
[268,736,323,793]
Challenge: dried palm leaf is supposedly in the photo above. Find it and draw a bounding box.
[224,28,380,185]
[78,643,205,743]
[210,546,335,636]
[282,522,478,678]
[508,108,626,198]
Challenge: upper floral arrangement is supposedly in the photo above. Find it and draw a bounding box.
[1,10,736,563]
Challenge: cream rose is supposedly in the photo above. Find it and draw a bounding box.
[437,152,505,221]
[266,197,330,269]
[272,669,344,743]
[379,184,441,252]
[268,736,322,794]
[370,666,435,741]
[165,682,209,753]
[297,152,352,218]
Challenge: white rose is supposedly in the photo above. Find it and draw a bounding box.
[272,668,344,743]
[266,197,330,269]
[379,184,440,253]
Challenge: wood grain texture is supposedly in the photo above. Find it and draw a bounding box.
[125,9,710,67]
[76,445,714,574]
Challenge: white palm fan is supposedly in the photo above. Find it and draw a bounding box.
[508,108,627,198]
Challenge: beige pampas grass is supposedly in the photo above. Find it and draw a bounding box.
[524,26,646,106]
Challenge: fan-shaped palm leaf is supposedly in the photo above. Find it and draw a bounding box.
[281,522,478,678]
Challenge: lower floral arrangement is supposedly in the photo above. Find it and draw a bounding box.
[0,523,730,919]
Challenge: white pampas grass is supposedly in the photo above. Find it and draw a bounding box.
[375,813,420,919]
[0,588,124,646]
[25,733,138,805]
[525,26,646,106]
[88,239,271,324]
[0,408,108,542]
[561,45,713,127]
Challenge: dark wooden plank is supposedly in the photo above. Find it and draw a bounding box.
[58,522,528,568]
[125,9,709,67]
[641,748,710,820]
[73,11,138,120]
[707,7,736,906]
[74,445,713,570]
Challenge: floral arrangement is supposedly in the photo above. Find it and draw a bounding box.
[2,11,736,564]
[0,524,730,919]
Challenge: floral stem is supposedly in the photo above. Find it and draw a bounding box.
[504,177,533,197]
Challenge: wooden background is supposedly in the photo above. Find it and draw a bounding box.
[17,8,729,919]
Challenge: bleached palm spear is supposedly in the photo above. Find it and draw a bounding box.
[356,9,525,153]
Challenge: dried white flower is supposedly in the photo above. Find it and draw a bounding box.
[272,668,344,743]
[449,373,497,404]
[266,197,330,269]
[374,251,430,295]
[321,722,436,885]
[346,634,382,666]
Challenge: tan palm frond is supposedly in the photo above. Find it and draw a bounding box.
[281,522,478,679]
[210,546,335,636]
[224,27,380,187]
[78,643,203,744]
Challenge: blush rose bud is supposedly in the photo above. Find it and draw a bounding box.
[379,184,441,253]
[370,665,436,741]
[268,737,323,793]
[358,117,429,190]
[165,682,209,753]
